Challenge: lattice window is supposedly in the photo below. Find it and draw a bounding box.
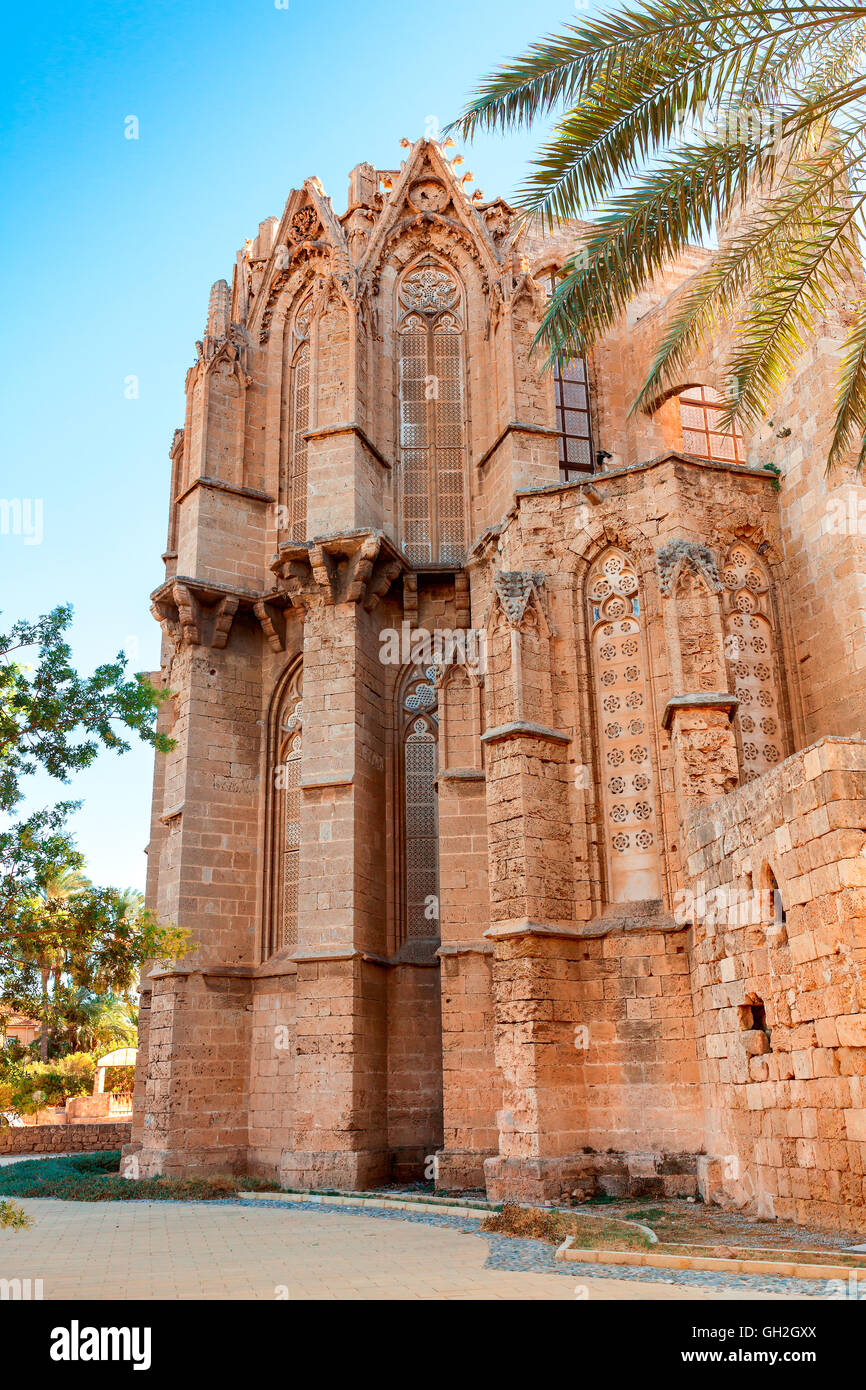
[547,273,593,480]
[679,385,746,464]
[397,263,467,565]
[722,545,784,781]
[271,668,303,954]
[588,550,662,903]
[289,343,310,541]
[402,667,440,941]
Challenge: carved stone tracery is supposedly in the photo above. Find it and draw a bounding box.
[721,543,784,781]
[588,549,662,903]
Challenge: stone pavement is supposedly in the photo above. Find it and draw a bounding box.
[0,1151,90,1168]
[0,1199,818,1301]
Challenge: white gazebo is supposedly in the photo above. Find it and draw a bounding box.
[93,1047,137,1094]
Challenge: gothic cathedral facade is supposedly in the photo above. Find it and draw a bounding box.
[130,139,866,1230]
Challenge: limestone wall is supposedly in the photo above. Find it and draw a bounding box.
[684,737,866,1230]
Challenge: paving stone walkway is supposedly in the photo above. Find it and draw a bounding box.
[0,1197,825,1301]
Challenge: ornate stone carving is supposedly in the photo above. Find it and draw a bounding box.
[487,571,550,633]
[271,530,406,609]
[408,178,450,214]
[399,264,459,315]
[271,665,304,954]
[656,539,722,596]
[588,549,662,902]
[720,543,784,782]
[150,579,245,650]
[289,205,319,242]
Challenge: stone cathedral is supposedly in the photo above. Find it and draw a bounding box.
[128,138,866,1231]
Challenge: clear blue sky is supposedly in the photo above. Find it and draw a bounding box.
[0,0,584,892]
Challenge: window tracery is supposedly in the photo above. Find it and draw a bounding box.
[588,549,662,902]
[401,667,440,942]
[270,666,303,955]
[397,262,467,565]
[288,305,311,541]
[722,544,784,781]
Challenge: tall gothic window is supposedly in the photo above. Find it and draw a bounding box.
[721,544,784,781]
[547,273,593,480]
[289,303,311,541]
[588,549,662,903]
[397,262,467,566]
[270,666,303,956]
[401,666,440,943]
[679,385,746,464]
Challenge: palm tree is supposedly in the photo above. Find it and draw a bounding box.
[451,1,866,468]
[34,867,89,1061]
[64,989,138,1053]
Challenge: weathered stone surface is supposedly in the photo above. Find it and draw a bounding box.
[131,138,866,1231]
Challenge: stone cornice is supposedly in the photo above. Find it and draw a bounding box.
[302,421,392,470]
[662,692,740,731]
[300,774,354,791]
[436,768,486,783]
[174,476,275,506]
[150,577,249,649]
[481,720,571,746]
[513,451,781,505]
[150,576,297,651]
[476,420,559,470]
[483,919,585,941]
[436,941,494,957]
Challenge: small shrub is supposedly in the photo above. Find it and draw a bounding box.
[0,1198,32,1230]
[0,1151,276,1203]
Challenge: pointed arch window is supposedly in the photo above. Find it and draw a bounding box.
[588,549,662,903]
[288,303,311,541]
[401,666,440,943]
[397,263,467,566]
[721,544,784,781]
[547,273,593,480]
[269,667,303,956]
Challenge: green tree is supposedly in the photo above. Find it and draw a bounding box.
[452,1,866,468]
[0,606,186,1033]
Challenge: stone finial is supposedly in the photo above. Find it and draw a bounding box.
[656,539,722,596]
[206,279,231,340]
[347,162,378,208]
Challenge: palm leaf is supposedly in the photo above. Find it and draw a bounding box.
[632,136,864,410]
[449,2,866,139]
[829,299,866,468]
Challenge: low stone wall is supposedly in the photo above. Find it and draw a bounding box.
[0,1121,131,1156]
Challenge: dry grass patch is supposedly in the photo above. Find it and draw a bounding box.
[481,1203,652,1250]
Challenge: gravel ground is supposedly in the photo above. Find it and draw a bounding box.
[229,1196,851,1299]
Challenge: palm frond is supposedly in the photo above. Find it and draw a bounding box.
[632,136,864,411]
[828,298,866,468]
[723,200,863,426]
[533,135,773,361]
[449,2,866,140]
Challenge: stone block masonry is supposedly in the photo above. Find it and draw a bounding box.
[0,1123,132,1157]
[131,136,866,1230]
